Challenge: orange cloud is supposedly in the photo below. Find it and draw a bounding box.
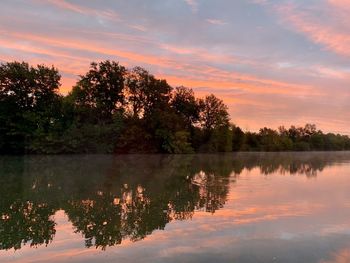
[160,74,320,97]
[0,30,320,99]
[320,249,350,263]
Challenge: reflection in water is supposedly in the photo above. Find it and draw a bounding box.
[1,152,350,260]
[1,154,230,250]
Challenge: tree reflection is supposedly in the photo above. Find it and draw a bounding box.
[0,200,56,250]
[0,152,349,250]
[62,156,230,249]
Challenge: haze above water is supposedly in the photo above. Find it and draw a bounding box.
[1,152,350,263]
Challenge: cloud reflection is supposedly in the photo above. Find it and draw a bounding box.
[0,152,350,253]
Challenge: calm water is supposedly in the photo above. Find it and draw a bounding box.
[1,153,350,263]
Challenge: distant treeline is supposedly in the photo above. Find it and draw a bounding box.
[1,61,350,154]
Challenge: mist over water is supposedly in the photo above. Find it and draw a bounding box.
[1,152,350,262]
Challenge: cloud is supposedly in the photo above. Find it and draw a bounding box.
[1,0,350,133]
[276,1,350,57]
[45,0,90,14]
[42,0,120,21]
[206,19,227,26]
[128,24,148,32]
[184,0,198,13]
[320,249,350,263]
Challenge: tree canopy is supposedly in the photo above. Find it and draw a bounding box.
[1,60,350,154]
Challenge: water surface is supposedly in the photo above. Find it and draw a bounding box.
[1,152,350,262]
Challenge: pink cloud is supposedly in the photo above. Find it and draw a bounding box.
[184,0,198,13]
[276,1,350,57]
[41,0,120,21]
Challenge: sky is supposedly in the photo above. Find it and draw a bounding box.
[1,0,350,133]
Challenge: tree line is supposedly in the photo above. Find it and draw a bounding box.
[1,61,350,154]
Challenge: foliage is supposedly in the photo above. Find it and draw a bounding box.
[0,62,61,154]
[70,61,126,123]
[1,60,350,154]
[198,94,229,130]
[239,124,350,152]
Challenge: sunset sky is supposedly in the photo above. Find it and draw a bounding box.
[1,0,350,133]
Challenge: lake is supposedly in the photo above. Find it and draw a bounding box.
[1,152,350,263]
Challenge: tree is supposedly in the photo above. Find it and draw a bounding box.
[70,61,126,123]
[125,66,172,119]
[198,94,229,130]
[232,125,245,151]
[208,125,233,152]
[171,86,200,128]
[124,67,148,119]
[259,127,279,151]
[124,67,176,152]
[303,123,317,138]
[0,61,61,153]
[3,60,350,154]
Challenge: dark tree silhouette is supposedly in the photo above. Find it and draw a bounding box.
[70,61,126,123]
[0,62,61,154]
[1,60,350,154]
